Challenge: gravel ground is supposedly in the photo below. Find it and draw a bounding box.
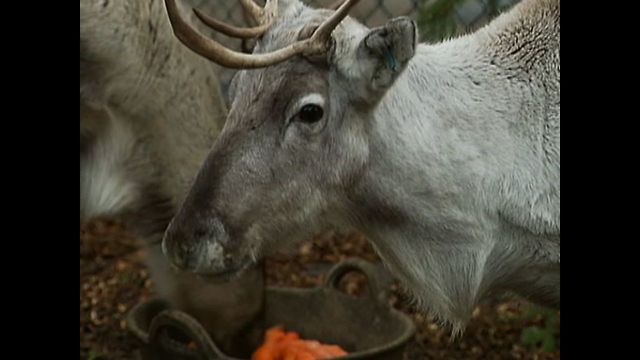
[80,219,560,360]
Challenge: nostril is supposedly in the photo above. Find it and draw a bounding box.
[193,228,207,239]
[162,238,191,270]
[162,217,229,273]
[168,246,188,269]
[224,253,233,266]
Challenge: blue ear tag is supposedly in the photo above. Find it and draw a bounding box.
[383,47,397,72]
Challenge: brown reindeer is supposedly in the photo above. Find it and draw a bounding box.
[80,0,265,353]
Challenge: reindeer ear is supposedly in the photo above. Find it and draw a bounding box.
[353,17,417,102]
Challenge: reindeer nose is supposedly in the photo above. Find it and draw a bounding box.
[161,215,231,273]
[161,228,193,270]
[161,218,203,271]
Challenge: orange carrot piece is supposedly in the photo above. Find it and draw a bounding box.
[253,326,348,360]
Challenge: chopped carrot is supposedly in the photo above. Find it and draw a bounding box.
[253,345,276,360]
[252,326,348,360]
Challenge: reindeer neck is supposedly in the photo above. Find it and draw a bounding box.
[351,0,560,323]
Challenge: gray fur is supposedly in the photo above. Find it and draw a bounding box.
[163,0,560,333]
[80,0,263,352]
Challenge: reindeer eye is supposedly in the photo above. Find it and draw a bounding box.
[297,104,324,124]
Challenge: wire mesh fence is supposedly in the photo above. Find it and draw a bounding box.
[192,0,522,94]
[199,0,522,37]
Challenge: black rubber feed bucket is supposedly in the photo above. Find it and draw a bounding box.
[128,259,415,360]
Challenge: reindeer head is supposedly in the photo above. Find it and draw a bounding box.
[162,0,417,277]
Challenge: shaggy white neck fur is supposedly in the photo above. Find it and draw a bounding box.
[359,0,560,332]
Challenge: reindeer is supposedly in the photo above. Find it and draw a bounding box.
[80,0,267,352]
[161,0,560,333]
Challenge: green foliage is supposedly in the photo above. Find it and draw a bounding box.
[416,0,517,43]
[119,271,135,285]
[416,0,466,42]
[87,349,108,360]
[519,305,560,352]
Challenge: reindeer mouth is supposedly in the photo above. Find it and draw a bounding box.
[193,258,255,283]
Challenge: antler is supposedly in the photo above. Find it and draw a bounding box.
[238,0,264,23]
[193,0,278,38]
[164,0,360,69]
[329,0,345,10]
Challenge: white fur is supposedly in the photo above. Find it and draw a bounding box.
[80,0,227,218]
[196,241,226,272]
[295,93,325,109]
[349,0,560,330]
[80,111,139,217]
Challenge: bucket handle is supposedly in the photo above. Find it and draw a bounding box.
[322,258,391,307]
[148,309,239,360]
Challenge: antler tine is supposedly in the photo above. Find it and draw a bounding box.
[242,2,259,27]
[193,0,277,39]
[239,0,264,23]
[165,0,305,69]
[307,0,361,53]
[192,10,268,38]
[329,0,345,10]
[164,0,359,69]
